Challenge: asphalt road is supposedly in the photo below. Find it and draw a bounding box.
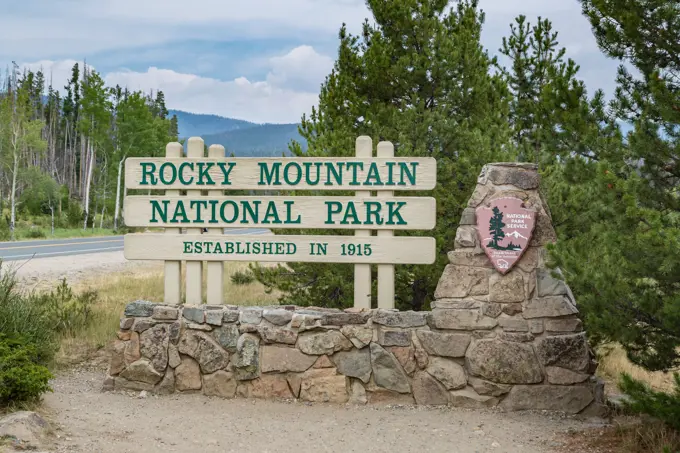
[0,228,270,261]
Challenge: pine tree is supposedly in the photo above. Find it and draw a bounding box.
[550,0,680,373]
[251,0,511,310]
[488,206,505,249]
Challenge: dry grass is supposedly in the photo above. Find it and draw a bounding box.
[55,262,279,366]
[596,343,678,393]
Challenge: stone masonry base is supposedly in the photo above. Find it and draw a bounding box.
[104,301,605,415]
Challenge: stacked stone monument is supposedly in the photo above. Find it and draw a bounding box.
[105,162,605,414]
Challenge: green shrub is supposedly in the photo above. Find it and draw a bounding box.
[0,334,53,404]
[231,270,255,285]
[619,372,680,432]
[65,202,83,228]
[23,228,47,239]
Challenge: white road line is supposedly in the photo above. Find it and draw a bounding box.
[2,246,124,260]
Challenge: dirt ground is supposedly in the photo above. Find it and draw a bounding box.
[38,365,608,453]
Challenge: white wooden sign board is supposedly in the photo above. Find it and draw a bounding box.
[123,195,436,230]
[124,234,436,264]
[125,157,437,191]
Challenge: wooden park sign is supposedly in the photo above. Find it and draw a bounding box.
[122,136,437,309]
[476,197,536,274]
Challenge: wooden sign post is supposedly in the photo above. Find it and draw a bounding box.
[122,136,437,308]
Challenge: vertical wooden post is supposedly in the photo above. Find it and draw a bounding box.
[354,136,372,309]
[164,142,182,305]
[377,141,395,308]
[207,144,225,305]
[185,137,204,304]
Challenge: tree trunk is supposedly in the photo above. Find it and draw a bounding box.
[50,202,55,236]
[114,156,125,230]
[82,140,94,230]
[9,144,18,242]
[100,206,105,229]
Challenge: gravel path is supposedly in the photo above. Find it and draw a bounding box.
[37,368,606,453]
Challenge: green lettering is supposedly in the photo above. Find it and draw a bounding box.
[287,243,297,255]
[364,201,384,225]
[341,202,361,225]
[226,242,234,254]
[242,201,261,224]
[364,162,383,186]
[214,242,223,254]
[304,162,322,185]
[346,162,363,186]
[325,162,343,186]
[208,200,219,223]
[283,163,302,185]
[385,162,396,185]
[263,242,273,254]
[398,162,418,186]
[284,201,301,224]
[220,201,239,224]
[325,201,343,224]
[275,243,285,254]
[196,162,216,185]
[150,200,168,223]
[386,201,407,225]
[171,201,190,223]
[217,162,236,185]
[159,162,177,185]
[203,241,213,254]
[140,162,157,185]
[178,162,194,185]
[195,242,203,253]
[259,162,281,186]
[252,242,261,254]
[183,241,192,253]
[190,200,208,223]
[262,202,282,224]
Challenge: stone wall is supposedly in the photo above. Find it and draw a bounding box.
[105,162,605,415]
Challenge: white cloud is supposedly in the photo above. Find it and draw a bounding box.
[18,59,86,91]
[266,45,334,92]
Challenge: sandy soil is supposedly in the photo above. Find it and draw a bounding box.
[8,251,159,291]
[36,367,608,453]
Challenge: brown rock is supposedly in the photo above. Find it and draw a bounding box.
[415,330,471,358]
[168,344,181,368]
[530,207,558,246]
[211,324,239,352]
[114,377,154,392]
[434,265,490,299]
[412,371,449,405]
[339,325,373,349]
[429,309,497,331]
[482,303,503,318]
[517,247,540,273]
[426,357,466,390]
[489,272,525,303]
[466,339,543,384]
[238,374,293,399]
[537,268,570,297]
[313,355,334,368]
[366,389,416,405]
[260,345,316,373]
[117,331,131,341]
[411,331,429,369]
[536,333,590,372]
[233,333,260,381]
[349,380,367,405]
[545,318,583,333]
[203,370,237,398]
[262,309,293,326]
[331,348,372,383]
[287,374,302,398]
[322,312,369,326]
[499,332,534,342]
[431,299,481,309]
[124,332,141,365]
[545,367,590,385]
[132,319,153,333]
[377,328,411,347]
[486,165,539,190]
[109,340,126,376]
[372,310,427,328]
[178,330,229,374]
[459,207,477,225]
[175,357,202,391]
[153,306,179,320]
[389,347,417,376]
[449,388,499,408]
[370,343,411,393]
[140,324,170,372]
[300,368,348,403]
[502,304,523,316]
[500,385,594,413]
[119,359,163,384]
[447,249,492,268]
[498,317,529,332]
[529,320,544,334]
[523,296,578,318]
[296,330,353,355]
[467,377,511,397]
[258,325,298,345]
[120,317,134,330]
[155,369,175,395]
[467,182,493,208]
[454,226,478,248]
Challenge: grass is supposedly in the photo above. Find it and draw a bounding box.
[55,262,280,366]
[596,343,678,393]
[13,227,118,241]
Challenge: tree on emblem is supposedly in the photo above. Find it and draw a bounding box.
[488,206,506,250]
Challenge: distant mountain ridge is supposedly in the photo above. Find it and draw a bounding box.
[169,109,306,157]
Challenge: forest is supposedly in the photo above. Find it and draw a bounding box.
[0,63,178,240]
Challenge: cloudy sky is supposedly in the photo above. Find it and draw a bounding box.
[2,0,620,124]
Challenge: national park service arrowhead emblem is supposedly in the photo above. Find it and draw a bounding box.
[476,197,537,274]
